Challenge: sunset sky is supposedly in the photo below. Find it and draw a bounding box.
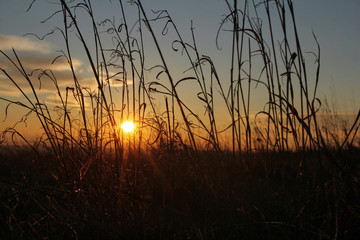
[1,0,359,139]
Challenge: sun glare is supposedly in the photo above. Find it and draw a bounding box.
[121,121,135,133]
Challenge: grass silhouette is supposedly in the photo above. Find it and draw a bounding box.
[0,0,359,239]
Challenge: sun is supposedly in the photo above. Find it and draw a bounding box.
[121,121,135,133]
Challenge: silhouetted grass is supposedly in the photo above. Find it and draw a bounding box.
[1,0,360,239]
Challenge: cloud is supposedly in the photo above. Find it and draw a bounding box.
[102,69,134,87]
[0,33,128,103]
[8,54,82,72]
[0,51,88,97]
[0,34,53,54]
[43,93,82,108]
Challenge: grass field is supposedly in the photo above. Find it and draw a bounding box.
[1,0,360,239]
[1,146,360,239]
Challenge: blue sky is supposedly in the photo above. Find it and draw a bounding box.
[0,0,359,138]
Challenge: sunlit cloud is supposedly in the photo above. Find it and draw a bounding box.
[0,52,86,97]
[0,33,86,97]
[110,78,134,87]
[0,33,126,102]
[0,34,53,54]
[87,67,134,87]
[43,93,81,108]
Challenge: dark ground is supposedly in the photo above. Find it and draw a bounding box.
[1,145,359,239]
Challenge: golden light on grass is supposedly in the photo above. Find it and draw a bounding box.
[121,121,135,133]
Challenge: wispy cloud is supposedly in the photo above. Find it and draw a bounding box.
[0,33,125,102]
[0,34,53,54]
[0,49,86,97]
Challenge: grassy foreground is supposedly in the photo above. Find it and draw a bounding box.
[1,145,359,239]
